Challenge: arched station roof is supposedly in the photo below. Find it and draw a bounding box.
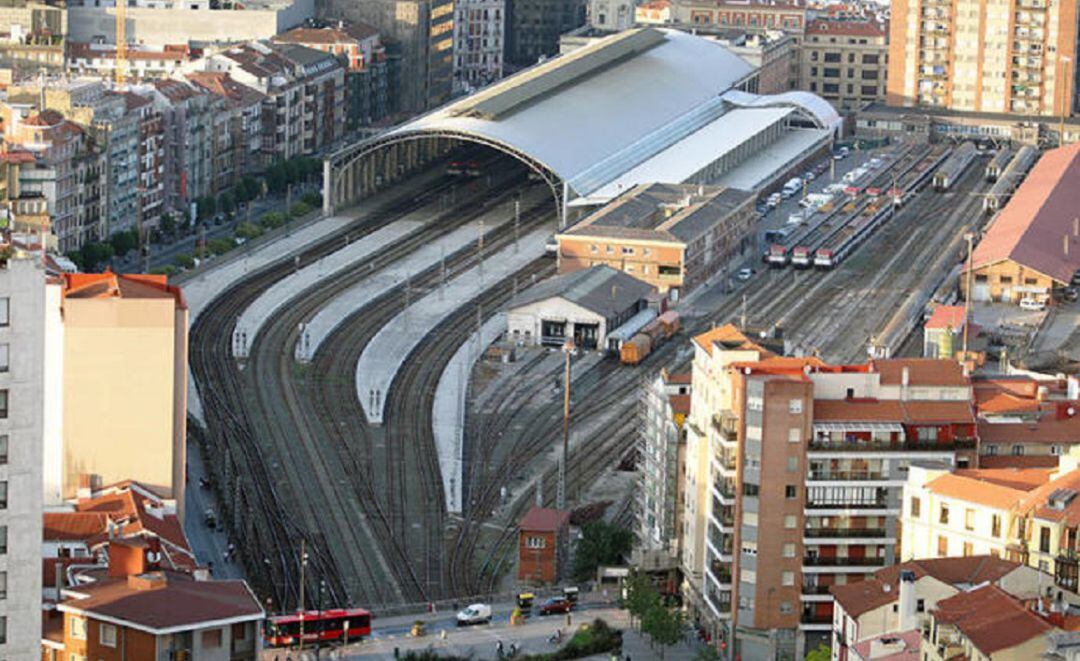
[328,27,838,207]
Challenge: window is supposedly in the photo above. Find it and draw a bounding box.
[70,615,87,640]
[782,571,795,586]
[863,53,879,64]
[965,509,975,531]
[788,428,801,443]
[202,628,223,649]
[1012,444,1025,456]
[783,543,796,558]
[784,515,796,529]
[785,485,797,499]
[963,541,973,556]
[0,482,6,510]
[589,244,597,253]
[788,399,803,414]
[937,535,948,557]
[0,616,5,645]
[861,85,878,96]
[0,343,9,373]
[0,526,7,554]
[742,540,758,555]
[740,569,756,584]
[999,276,1013,284]
[0,298,8,326]
[232,622,249,641]
[911,496,921,518]
[916,599,925,613]
[992,514,1002,538]
[848,53,855,63]
[780,601,794,615]
[0,435,7,465]
[1041,526,1052,553]
[100,623,117,647]
[824,52,841,63]
[823,83,840,94]
[525,536,546,549]
[620,246,634,255]
[0,390,7,419]
[823,67,841,78]
[986,444,999,456]
[939,504,949,525]
[744,512,758,526]
[787,456,798,472]
[1052,445,1063,456]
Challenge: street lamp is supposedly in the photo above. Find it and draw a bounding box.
[557,338,576,510]
[298,541,309,653]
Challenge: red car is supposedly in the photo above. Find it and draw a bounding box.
[539,597,573,615]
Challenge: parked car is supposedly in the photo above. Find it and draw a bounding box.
[737,267,754,281]
[539,597,573,615]
[456,604,493,626]
[803,171,815,182]
[787,212,804,225]
[1020,298,1047,311]
[767,193,782,208]
[1064,287,1079,302]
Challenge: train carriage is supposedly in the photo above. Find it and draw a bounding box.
[265,608,372,647]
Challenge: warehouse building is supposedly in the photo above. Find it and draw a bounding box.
[961,143,1080,303]
[556,183,755,297]
[507,265,655,349]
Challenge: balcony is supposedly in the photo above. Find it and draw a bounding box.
[804,528,889,539]
[807,470,886,482]
[711,412,738,444]
[800,612,832,625]
[802,584,833,595]
[806,499,890,510]
[709,560,732,585]
[808,439,974,452]
[803,556,886,567]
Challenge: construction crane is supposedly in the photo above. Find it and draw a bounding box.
[115,0,127,85]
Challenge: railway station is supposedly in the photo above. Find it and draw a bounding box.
[324,28,841,225]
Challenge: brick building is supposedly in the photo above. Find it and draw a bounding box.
[517,506,570,584]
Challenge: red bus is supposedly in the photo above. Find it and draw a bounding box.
[265,608,372,647]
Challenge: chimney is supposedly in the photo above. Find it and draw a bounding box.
[127,572,167,591]
[898,570,917,631]
[77,474,93,500]
[107,539,148,578]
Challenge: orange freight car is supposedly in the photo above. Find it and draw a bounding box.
[620,334,652,365]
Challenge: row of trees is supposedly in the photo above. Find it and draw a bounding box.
[623,572,684,660]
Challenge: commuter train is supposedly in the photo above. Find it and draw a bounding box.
[265,609,372,647]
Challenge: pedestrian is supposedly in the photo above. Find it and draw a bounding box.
[496,639,505,658]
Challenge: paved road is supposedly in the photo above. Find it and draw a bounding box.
[183,439,246,580]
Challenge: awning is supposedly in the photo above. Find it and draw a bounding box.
[813,422,905,434]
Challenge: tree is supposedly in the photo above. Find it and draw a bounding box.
[289,201,313,218]
[109,229,138,257]
[173,253,196,270]
[79,242,114,271]
[160,213,176,237]
[283,158,301,184]
[259,211,287,230]
[572,521,633,582]
[694,646,722,661]
[235,222,264,240]
[197,196,217,220]
[265,165,286,194]
[207,237,235,255]
[642,603,683,660]
[624,572,660,631]
[805,643,831,661]
[239,176,260,202]
[301,191,322,208]
[219,191,236,216]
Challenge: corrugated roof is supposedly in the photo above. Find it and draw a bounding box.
[509,265,654,318]
[519,506,569,532]
[932,585,1052,655]
[870,358,970,387]
[969,143,1080,284]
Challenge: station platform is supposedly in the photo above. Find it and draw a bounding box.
[231,220,424,358]
[355,229,549,425]
[431,312,506,513]
[295,186,550,361]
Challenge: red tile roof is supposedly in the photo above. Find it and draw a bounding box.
[977,405,1080,445]
[692,323,773,358]
[924,473,1033,510]
[954,467,1055,491]
[970,143,1080,284]
[669,394,691,416]
[932,585,1052,655]
[831,578,896,617]
[519,506,570,532]
[925,305,967,331]
[812,399,974,424]
[22,108,64,127]
[870,359,970,387]
[1019,469,1080,526]
[60,571,263,634]
[44,512,111,541]
[62,271,186,308]
[851,630,921,661]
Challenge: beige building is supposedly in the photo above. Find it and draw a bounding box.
[801,19,888,111]
[887,0,1078,115]
[59,272,188,518]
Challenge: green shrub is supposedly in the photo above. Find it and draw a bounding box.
[289,201,313,218]
[301,191,322,207]
[149,265,177,277]
[523,618,622,660]
[173,253,195,269]
[235,222,264,240]
[207,237,235,255]
[259,212,287,230]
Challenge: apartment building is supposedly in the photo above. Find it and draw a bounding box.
[887,0,1078,115]
[0,255,53,659]
[801,19,888,111]
[271,23,390,128]
[453,0,504,91]
[59,272,188,517]
[683,336,975,659]
[147,79,215,216]
[200,42,346,164]
[184,72,264,196]
[122,92,166,231]
[638,368,691,557]
[556,184,756,297]
[44,540,263,661]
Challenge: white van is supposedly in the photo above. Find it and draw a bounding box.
[782,178,802,198]
[1020,298,1046,311]
[456,603,493,626]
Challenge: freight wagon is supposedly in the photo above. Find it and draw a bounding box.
[619,311,680,365]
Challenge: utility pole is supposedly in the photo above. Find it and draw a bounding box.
[298,540,308,653]
[961,232,975,363]
[740,294,748,330]
[1060,56,1072,147]
[558,339,575,510]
